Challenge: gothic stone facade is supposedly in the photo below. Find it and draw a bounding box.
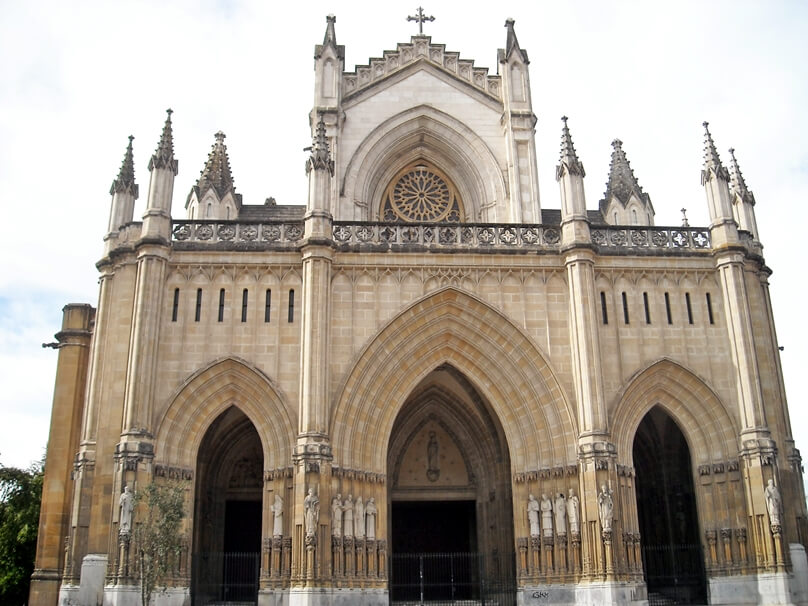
[30,16,808,606]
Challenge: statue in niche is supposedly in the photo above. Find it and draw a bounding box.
[119,485,134,534]
[597,484,614,532]
[331,494,343,537]
[567,488,580,534]
[354,496,365,539]
[343,494,354,538]
[554,492,567,535]
[365,497,377,540]
[527,494,540,537]
[271,493,283,537]
[765,479,782,527]
[540,494,553,538]
[304,488,319,538]
[426,431,440,481]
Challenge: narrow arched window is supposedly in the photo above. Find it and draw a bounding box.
[171,288,179,322]
[195,289,202,322]
[288,289,295,323]
[643,292,651,324]
[264,289,272,323]
[685,293,694,325]
[706,293,715,325]
[622,292,629,324]
[241,288,248,322]
[600,291,608,325]
[632,209,638,224]
[218,289,225,322]
[664,292,672,325]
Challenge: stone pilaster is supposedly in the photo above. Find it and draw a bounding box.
[29,305,94,606]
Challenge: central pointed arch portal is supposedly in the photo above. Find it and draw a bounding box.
[330,287,577,602]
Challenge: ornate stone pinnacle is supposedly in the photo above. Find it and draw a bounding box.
[681,208,690,227]
[600,137,649,212]
[110,135,138,197]
[195,131,236,199]
[149,108,178,174]
[727,147,756,206]
[556,116,585,180]
[407,6,435,34]
[701,121,729,184]
[306,116,334,176]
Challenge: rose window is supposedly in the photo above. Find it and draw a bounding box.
[382,164,463,222]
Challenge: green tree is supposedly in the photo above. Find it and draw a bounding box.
[0,459,43,605]
[133,482,186,606]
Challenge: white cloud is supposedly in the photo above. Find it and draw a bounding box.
[0,0,806,479]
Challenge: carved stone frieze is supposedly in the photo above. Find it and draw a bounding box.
[153,464,193,481]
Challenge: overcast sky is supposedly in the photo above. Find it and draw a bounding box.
[0,1,805,479]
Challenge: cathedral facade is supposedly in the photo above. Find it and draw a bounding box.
[30,15,808,606]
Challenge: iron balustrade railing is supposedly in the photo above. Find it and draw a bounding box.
[390,551,516,605]
[191,552,260,606]
[642,543,707,606]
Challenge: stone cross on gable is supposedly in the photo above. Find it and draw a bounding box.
[407,6,435,34]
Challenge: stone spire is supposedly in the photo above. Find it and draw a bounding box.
[503,18,529,62]
[196,131,237,199]
[599,139,653,224]
[148,109,178,174]
[306,117,334,175]
[728,147,755,206]
[556,116,585,180]
[700,121,729,185]
[315,14,344,60]
[110,136,138,197]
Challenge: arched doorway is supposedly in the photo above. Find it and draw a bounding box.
[192,407,263,605]
[633,406,706,605]
[387,365,515,604]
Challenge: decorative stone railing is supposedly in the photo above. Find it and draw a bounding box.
[170,220,713,254]
[171,221,304,247]
[590,226,711,251]
[332,222,561,250]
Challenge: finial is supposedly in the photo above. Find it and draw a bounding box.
[407,6,435,35]
[727,147,755,206]
[556,115,585,180]
[195,130,236,199]
[110,135,138,197]
[324,14,337,44]
[502,18,528,63]
[306,115,334,175]
[149,108,178,174]
[701,120,728,184]
[681,208,690,227]
[600,137,649,212]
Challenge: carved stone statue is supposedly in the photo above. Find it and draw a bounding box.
[365,497,377,540]
[567,488,580,534]
[427,431,440,481]
[343,494,354,538]
[271,493,283,537]
[554,492,567,535]
[119,485,134,534]
[540,493,553,537]
[765,479,782,527]
[354,496,365,539]
[597,484,613,532]
[331,494,343,538]
[304,488,319,538]
[527,494,540,537]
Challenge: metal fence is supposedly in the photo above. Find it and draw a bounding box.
[642,543,707,606]
[390,552,516,605]
[191,552,260,605]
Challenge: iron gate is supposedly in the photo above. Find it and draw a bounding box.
[390,552,516,605]
[642,543,707,606]
[191,552,260,605]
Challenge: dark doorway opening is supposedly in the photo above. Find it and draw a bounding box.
[392,500,477,554]
[192,407,263,606]
[634,407,707,605]
[391,500,478,602]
